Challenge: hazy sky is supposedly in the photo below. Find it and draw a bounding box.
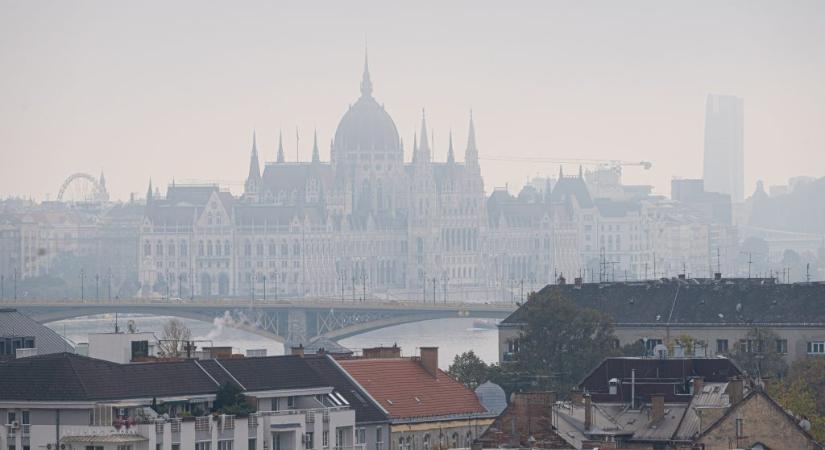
[1,1,823,201]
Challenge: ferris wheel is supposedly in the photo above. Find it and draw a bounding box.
[57,173,109,203]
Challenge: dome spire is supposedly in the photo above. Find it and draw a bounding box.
[360,44,373,98]
[277,130,285,163]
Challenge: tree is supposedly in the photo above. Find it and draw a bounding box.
[769,378,825,443]
[213,382,255,415]
[448,351,490,389]
[730,327,787,380]
[513,290,618,394]
[158,318,192,358]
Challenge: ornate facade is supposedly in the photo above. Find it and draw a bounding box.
[138,56,515,300]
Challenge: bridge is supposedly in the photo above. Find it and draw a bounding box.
[7,298,517,347]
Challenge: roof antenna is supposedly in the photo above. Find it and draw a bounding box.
[115,312,119,334]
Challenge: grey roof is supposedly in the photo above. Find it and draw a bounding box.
[474,381,507,414]
[551,175,593,208]
[0,308,74,356]
[673,382,731,440]
[501,281,825,326]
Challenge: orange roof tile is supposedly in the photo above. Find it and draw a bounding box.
[337,358,487,419]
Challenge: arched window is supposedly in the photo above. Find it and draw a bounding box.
[256,241,264,257]
[168,240,175,257]
[144,240,151,256]
[215,241,221,257]
[422,434,430,450]
[156,240,163,256]
[207,212,213,225]
[198,241,204,256]
[244,240,252,256]
[224,240,231,255]
[180,240,188,257]
[451,433,458,448]
[207,240,213,257]
[269,241,277,256]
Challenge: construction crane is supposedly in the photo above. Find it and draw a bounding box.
[478,155,652,171]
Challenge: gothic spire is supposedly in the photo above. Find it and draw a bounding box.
[360,46,373,98]
[579,165,583,179]
[245,130,261,194]
[447,130,455,164]
[417,109,430,163]
[312,129,320,163]
[276,130,285,163]
[465,111,479,169]
[146,178,153,203]
[559,165,564,179]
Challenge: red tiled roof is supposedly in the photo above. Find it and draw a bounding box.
[337,358,486,419]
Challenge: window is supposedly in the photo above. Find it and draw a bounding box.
[117,446,133,450]
[144,241,151,256]
[808,341,825,355]
[323,430,329,448]
[645,339,663,353]
[735,417,744,438]
[306,432,314,449]
[7,411,16,424]
[422,434,430,450]
[195,443,211,450]
[271,398,280,411]
[249,440,256,450]
[376,427,384,450]
[356,428,366,445]
[716,339,729,354]
[85,447,103,450]
[287,396,296,409]
[218,441,232,450]
[776,339,788,354]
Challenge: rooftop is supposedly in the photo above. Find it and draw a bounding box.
[501,280,825,326]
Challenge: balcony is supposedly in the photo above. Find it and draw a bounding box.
[195,416,211,432]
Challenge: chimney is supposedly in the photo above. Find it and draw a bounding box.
[569,390,584,405]
[714,272,722,281]
[584,394,592,431]
[678,274,686,280]
[727,377,744,405]
[574,277,583,287]
[692,377,704,395]
[419,347,439,378]
[651,394,665,423]
[362,345,402,359]
[290,344,304,357]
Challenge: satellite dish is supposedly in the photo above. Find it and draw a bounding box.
[127,320,137,333]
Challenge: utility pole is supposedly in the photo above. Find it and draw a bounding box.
[178,273,182,300]
[274,270,279,301]
[340,272,345,304]
[1,274,4,300]
[443,273,448,304]
[362,271,367,302]
[717,248,721,276]
[807,263,811,283]
[108,268,113,302]
[520,278,524,303]
[352,274,356,303]
[13,269,18,300]
[263,274,267,302]
[80,269,85,302]
[432,277,436,305]
[95,273,100,300]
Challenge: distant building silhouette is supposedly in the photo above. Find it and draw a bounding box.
[703,94,744,203]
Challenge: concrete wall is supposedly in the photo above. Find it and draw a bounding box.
[389,418,494,450]
[498,323,825,365]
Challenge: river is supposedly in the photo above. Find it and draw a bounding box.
[46,315,499,369]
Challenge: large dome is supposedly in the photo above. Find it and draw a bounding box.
[333,55,401,157]
[334,95,400,153]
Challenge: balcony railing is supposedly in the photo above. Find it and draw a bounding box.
[195,416,211,432]
[334,445,366,450]
[170,419,181,433]
[21,424,30,435]
[221,415,235,430]
[254,406,349,419]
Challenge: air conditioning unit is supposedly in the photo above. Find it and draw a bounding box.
[6,421,19,430]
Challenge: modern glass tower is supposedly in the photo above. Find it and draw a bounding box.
[703,94,744,203]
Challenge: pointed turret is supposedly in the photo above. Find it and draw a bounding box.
[245,131,262,199]
[579,165,583,178]
[312,129,320,163]
[465,111,479,169]
[276,130,285,163]
[146,179,153,203]
[360,47,373,98]
[415,109,431,163]
[447,130,455,164]
[559,165,564,179]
